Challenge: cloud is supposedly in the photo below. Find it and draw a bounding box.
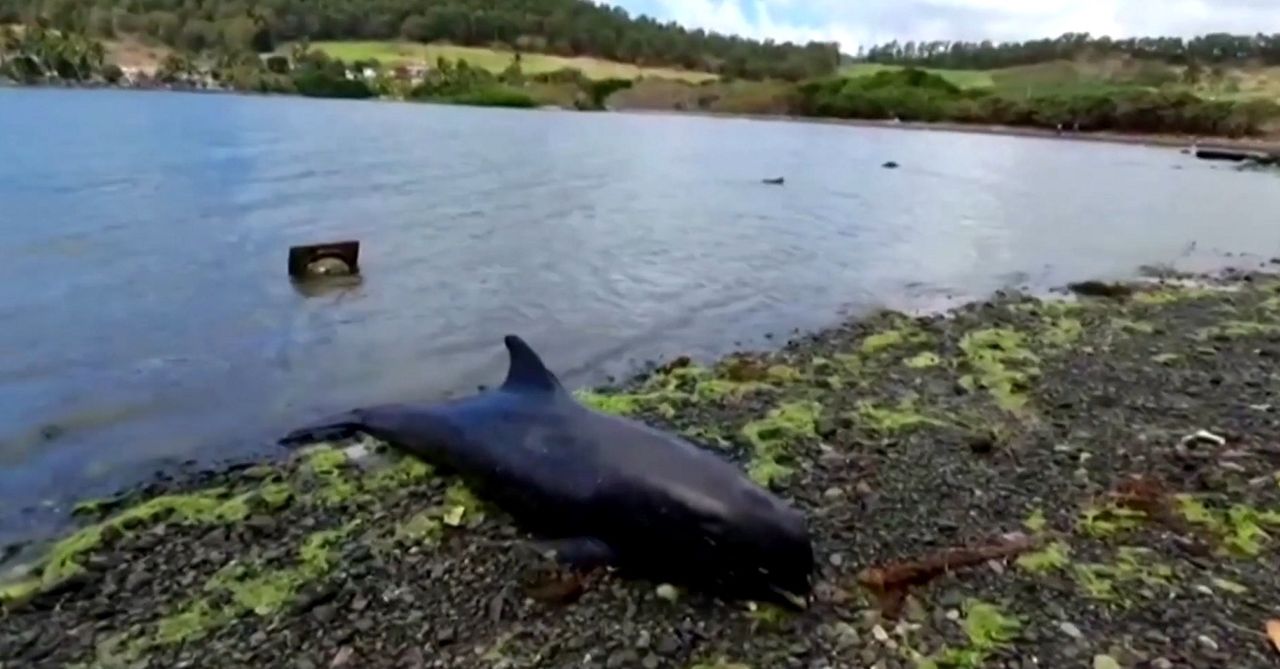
[616,0,1280,53]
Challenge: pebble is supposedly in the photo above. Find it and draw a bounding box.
[823,487,844,500]
[1093,655,1120,669]
[828,553,844,567]
[1196,635,1219,652]
[249,630,268,646]
[330,647,355,668]
[831,622,860,649]
[436,626,457,645]
[655,584,679,602]
[635,630,651,649]
[641,654,660,669]
[1150,659,1174,669]
[606,650,639,669]
[295,659,318,669]
[655,634,681,656]
[1058,622,1084,640]
[903,597,926,623]
[313,605,337,623]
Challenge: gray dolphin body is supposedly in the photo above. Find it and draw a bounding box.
[281,335,815,607]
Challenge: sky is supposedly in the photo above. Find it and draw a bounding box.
[611,0,1280,53]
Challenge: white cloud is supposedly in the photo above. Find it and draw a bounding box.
[627,0,1280,53]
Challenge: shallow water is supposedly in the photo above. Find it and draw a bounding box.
[1,87,1279,550]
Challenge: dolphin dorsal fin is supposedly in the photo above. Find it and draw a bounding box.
[501,335,563,393]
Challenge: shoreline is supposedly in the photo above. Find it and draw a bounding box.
[7,80,1280,152]
[3,265,1279,668]
[620,106,1280,152]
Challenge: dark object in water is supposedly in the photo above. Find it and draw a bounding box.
[1195,148,1276,165]
[288,240,360,279]
[1067,280,1134,299]
[762,177,785,185]
[280,335,815,608]
[882,161,899,169]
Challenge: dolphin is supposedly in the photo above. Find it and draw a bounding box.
[280,335,815,608]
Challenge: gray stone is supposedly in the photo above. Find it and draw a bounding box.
[641,654,660,669]
[655,635,681,656]
[1058,622,1084,640]
[635,630,651,649]
[436,626,457,645]
[1150,659,1174,669]
[607,650,640,669]
[1196,635,1219,652]
[903,597,927,623]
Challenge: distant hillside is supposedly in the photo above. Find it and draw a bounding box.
[842,56,1280,103]
[861,32,1280,70]
[0,0,840,80]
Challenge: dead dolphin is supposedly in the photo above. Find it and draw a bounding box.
[280,335,815,607]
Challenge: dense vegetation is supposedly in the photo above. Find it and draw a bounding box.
[0,24,116,82]
[863,32,1280,70]
[0,0,841,80]
[794,68,1280,137]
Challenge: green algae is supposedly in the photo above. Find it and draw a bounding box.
[861,327,926,355]
[1111,318,1155,335]
[854,398,947,435]
[35,487,256,593]
[1022,509,1047,533]
[302,445,357,504]
[1176,495,1280,557]
[1040,317,1084,347]
[1078,503,1146,538]
[1198,320,1280,341]
[575,389,662,416]
[1015,541,1070,573]
[394,512,444,546]
[741,401,820,487]
[0,577,42,606]
[905,351,942,369]
[958,328,1040,412]
[363,454,435,491]
[112,525,356,660]
[1132,285,1210,305]
[929,600,1021,668]
[443,481,485,527]
[154,599,227,645]
[1074,547,1173,604]
[257,482,293,510]
[574,361,777,417]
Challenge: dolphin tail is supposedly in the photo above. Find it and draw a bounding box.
[278,410,367,447]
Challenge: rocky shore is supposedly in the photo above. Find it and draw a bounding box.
[2,269,1279,669]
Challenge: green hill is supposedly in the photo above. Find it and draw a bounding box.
[842,57,1280,103]
[0,0,840,81]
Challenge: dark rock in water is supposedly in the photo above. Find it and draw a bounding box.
[882,161,900,169]
[1067,281,1134,299]
[762,177,785,185]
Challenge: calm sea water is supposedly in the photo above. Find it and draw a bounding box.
[2,87,1279,551]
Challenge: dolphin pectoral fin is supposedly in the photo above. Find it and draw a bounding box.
[535,537,618,570]
[501,335,565,394]
[278,411,366,447]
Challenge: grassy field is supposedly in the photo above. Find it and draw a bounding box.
[842,58,1280,102]
[303,41,718,83]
